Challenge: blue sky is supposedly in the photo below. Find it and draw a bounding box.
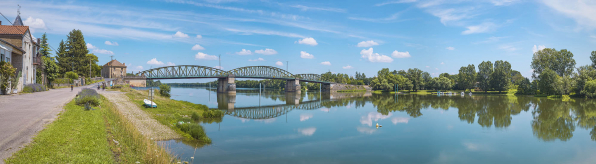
[1,0,595,81]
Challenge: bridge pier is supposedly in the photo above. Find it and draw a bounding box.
[285,78,301,93]
[217,93,236,112]
[321,83,332,92]
[217,74,236,94]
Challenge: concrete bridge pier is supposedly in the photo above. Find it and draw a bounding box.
[321,83,332,92]
[217,74,236,94]
[285,78,301,93]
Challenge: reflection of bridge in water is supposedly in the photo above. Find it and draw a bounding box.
[214,91,372,120]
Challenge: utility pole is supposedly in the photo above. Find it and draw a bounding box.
[286,61,288,71]
[89,59,91,78]
[218,54,221,69]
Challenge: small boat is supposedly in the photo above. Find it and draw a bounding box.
[461,92,464,96]
[144,99,157,108]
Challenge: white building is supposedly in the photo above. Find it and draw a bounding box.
[0,15,40,93]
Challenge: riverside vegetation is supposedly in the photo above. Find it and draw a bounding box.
[112,85,223,144]
[5,89,173,164]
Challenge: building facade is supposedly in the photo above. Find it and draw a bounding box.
[101,60,127,78]
[0,16,40,93]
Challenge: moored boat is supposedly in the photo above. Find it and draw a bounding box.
[144,99,157,108]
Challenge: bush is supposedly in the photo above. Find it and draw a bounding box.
[76,88,100,107]
[203,110,224,118]
[23,84,46,93]
[191,112,200,121]
[176,123,211,143]
[54,78,70,84]
[64,71,78,80]
[159,84,171,98]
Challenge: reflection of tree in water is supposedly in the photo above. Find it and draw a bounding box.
[572,100,596,141]
[531,99,576,141]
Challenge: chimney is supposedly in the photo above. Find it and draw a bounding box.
[0,21,2,25]
[37,38,40,44]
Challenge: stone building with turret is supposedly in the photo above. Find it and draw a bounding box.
[101,59,127,78]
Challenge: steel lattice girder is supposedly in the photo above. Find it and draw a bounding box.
[138,65,329,82]
[222,100,324,119]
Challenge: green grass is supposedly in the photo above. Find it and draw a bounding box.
[6,96,173,164]
[337,89,367,92]
[119,86,218,144]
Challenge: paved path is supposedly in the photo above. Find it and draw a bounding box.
[99,91,180,140]
[0,84,98,163]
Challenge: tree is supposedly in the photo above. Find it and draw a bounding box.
[66,29,90,76]
[65,71,79,82]
[39,33,51,57]
[511,70,524,84]
[159,84,171,98]
[55,40,69,74]
[557,75,574,95]
[439,73,450,78]
[531,48,576,78]
[421,72,431,89]
[575,65,596,96]
[458,64,476,92]
[538,68,559,95]
[435,77,452,91]
[477,61,493,93]
[0,61,17,93]
[591,51,596,69]
[42,56,60,87]
[407,68,424,91]
[491,60,512,93]
[516,78,534,95]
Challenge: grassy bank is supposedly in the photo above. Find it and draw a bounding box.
[114,86,221,144]
[5,96,173,163]
[372,89,514,95]
[337,89,367,92]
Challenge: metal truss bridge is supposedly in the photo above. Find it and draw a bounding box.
[137,65,326,83]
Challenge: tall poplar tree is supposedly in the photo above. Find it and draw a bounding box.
[65,29,89,76]
[55,40,69,74]
[491,60,512,93]
[477,61,493,93]
[458,64,476,92]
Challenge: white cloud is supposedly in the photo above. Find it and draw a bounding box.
[435,68,439,70]
[236,49,252,55]
[360,48,393,63]
[300,51,315,59]
[360,112,392,126]
[392,117,410,124]
[462,22,497,35]
[86,43,97,49]
[499,45,517,51]
[297,127,317,136]
[173,31,189,38]
[86,43,114,55]
[441,62,445,64]
[532,45,546,53]
[357,40,379,47]
[214,66,224,69]
[320,108,330,112]
[289,5,346,13]
[135,66,143,70]
[166,62,176,66]
[147,58,164,65]
[446,47,455,50]
[276,61,284,66]
[375,0,417,6]
[356,127,377,134]
[104,41,119,46]
[255,118,276,124]
[343,65,353,69]
[23,17,46,33]
[300,113,313,121]
[320,61,331,65]
[491,0,519,6]
[391,50,411,58]
[348,13,401,22]
[249,58,265,61]
[541,0,596,30]
[425,7,474,25]
[192,44,205,50]
[226,28,306,38]
[297,37,318,46]
[195,52,218,60]
[196,35,202,39]
[426,66,430,68]
[255,48,277,55]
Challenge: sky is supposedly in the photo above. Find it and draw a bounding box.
[1,0,595,82]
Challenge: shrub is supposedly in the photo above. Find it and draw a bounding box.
[191,112,200,121]
[54,78,70,84]
[203,110,224,118]
[64,71,78,80]
[23,86,33,93]
[159,84,171,98]
[0,61,17,93]
[76,88,100,107]
[24,84,46,92]
[176,123,211,143]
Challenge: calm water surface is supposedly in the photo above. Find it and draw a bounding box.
[159,87,596,164]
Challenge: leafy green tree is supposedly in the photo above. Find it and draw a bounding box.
[516,78,534,95]
[42,56,60,86]
[439,73,450,78]
[458,64,476,92]
[557,75,574,95]
[575,66,596,96]
[407,68,424,91]
[421,72,431,89]
[511,70,524,84]
[591,51,596,69]
[581,80,596,98]
[0,61,17,93]
[491,60,512,93]
[436,77,452,91]
[477,61,493,93]
[65,71,78,81]
[159,84,171,98]
[531,48,576,78]
[538,68,559,95]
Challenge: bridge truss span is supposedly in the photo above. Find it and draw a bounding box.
[228,66,295,79]
[138,65,228,79]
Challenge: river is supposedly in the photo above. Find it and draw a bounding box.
[158,86,596,164]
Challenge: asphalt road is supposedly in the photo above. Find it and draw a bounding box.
[0,84,101,163]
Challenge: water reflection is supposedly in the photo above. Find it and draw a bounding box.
[210,90,596,142]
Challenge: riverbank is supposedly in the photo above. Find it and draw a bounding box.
[112,86,222,144]
[5,95,173,163]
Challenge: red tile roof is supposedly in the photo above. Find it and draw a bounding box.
[0,25,29,35]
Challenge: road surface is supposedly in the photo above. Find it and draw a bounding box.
[0,84,99,163]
